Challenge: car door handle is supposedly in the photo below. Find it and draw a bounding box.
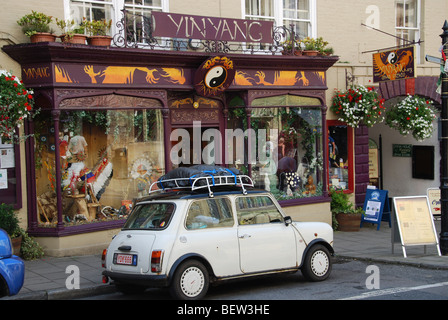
[238,234,251,239]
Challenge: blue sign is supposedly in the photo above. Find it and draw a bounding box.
[361,189,391,230]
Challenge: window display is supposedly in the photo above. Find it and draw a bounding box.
[327,122,353,191]
[34,109,165,227]
[227,100,324,201]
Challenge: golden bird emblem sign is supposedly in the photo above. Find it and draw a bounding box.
[372,46,416,83]
[194,56,235,97]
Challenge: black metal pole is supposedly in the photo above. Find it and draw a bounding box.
[439,20,448,255]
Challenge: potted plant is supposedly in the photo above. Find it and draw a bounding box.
[281,39,303,56]
[56,18,87,44]
[17,11,56,43]
[0,70,36,143]
[385,95,437,141]
[0,203,22,255]
[82,18,112,46]
[322,47,334,56]
[302,37,330,56]
[330,85,385,128]
[330,189,363,231]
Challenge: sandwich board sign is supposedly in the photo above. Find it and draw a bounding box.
[392,196,441,258]
[361,189,391,230]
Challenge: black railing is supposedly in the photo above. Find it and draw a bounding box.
[112,9,298,55]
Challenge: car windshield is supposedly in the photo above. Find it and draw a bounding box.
[123,203,175,230]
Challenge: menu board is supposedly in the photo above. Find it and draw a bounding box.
[0,138,19,206]
[393,196,439,247]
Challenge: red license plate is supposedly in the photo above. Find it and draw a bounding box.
[114,253,137,266]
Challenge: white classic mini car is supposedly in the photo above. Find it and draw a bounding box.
[102,168,334,300]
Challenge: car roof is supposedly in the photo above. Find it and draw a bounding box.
[136,187,268,202]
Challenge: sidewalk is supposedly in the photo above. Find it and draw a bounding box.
[2,220,448,300]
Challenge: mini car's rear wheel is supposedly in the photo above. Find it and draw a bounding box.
[170,259,209,300]
[301,244,332,281]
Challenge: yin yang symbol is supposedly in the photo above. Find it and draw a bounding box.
[387,52,397,64]
[205,66,227,88]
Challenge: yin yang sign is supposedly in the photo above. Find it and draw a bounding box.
[194,56,235,97]
[205,66,227,88]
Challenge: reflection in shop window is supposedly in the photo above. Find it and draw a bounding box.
[34,109,165,227]
[328,123,352,191]
[227,105,323,201]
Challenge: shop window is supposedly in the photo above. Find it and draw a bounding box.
[227,95,324,202]
[327,120,354,192]
[33,108,165,227]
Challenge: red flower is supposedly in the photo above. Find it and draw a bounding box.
[406,117,411,120]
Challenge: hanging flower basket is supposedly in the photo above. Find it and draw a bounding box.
[0,70,35,142]
[330,85,385,128]
[385,95,437,141]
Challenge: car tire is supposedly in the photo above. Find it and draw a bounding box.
[301,244,332,281]
[0,276,8,298]
[170,259,209,300]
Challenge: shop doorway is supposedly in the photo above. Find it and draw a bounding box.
[170,126,221,168]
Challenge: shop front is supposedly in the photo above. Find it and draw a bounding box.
[3,27,338,256]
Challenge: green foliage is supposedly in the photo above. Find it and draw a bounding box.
[17,11,53,37]
[0,70,36,142]
[19,230,44,260]
[0,204,44,260]
[330,85,385,128]
[302,37,328,52]
[56,18,85,42]
[330,189,364,230]
[82,18,112,36]
[0,203,21,237]
[330,190,354,214]
[385,95,437,141]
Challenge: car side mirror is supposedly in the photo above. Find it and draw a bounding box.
[284,216,292,226]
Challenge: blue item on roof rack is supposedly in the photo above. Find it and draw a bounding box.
[157,165,241,189]
[149,165,253,197]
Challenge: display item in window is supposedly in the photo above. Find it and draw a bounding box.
[304,174,316,195]
[61,135,113,221]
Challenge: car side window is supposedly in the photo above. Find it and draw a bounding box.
[236,195,283,225]
[185,197,234,230]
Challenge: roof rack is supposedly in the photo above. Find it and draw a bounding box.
[148,174,254,198]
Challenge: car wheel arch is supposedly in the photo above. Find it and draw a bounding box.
[167,253,216,284]
[299,239,334,268]
[0,274,9,297]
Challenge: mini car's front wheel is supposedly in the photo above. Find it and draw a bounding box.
[301,244,332,281]
[170,259,209,300]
